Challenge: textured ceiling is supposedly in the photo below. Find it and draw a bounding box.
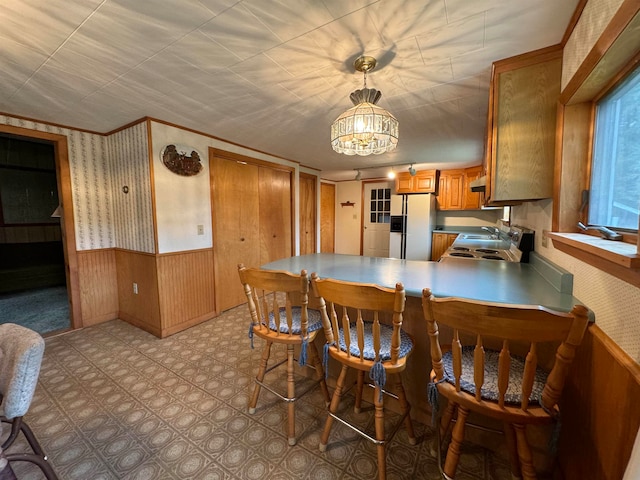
[0,0,579,181]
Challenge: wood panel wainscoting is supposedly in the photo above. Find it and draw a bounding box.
[156,248,216,337]
[77,249,119,327]
[115,249,162,336]
[558,324,640,480]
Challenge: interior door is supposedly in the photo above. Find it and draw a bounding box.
[362,181,392,257]
[212,156,260,312]
[258,166,292,265]
[320,183,335,253]
[299,173,317,255]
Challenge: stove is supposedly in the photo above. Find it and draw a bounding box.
[440,226,535,263]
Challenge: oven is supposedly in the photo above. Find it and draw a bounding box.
[440,226,534,263]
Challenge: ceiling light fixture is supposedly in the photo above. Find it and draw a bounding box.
[408,164,416,176]
[330,56,399,156]
[387,167,396,179]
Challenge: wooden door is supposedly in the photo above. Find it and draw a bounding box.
[320,183,335,253]
[463,166,483,209]
[362,182,391,257]
[258,166,292,265]
[299,173,317,255]
[212,156,260,312]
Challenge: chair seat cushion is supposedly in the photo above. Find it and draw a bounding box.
[441,346,548,405]
[266,307,323,335]
[337,323,413,361]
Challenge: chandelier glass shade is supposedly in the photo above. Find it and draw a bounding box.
[331,56,398,156]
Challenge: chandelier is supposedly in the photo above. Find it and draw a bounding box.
[330,56,398,156]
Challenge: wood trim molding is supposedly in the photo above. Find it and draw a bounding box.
[146,118,159,255]
[209,147,295,173]
[560,0,640,104]
[550,232,640,288]
[561,0,589,46]
[0,111,103,135]
[492,44,562,74]
[0,123,82,329]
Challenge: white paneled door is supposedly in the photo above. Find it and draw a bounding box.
[362,182,392,257]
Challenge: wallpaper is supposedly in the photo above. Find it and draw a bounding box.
[107,122,155,254]
[562,0,624,89]
[0,114,114,250]
[512,199,640,363]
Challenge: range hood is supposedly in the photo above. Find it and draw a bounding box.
[470,175,486,192]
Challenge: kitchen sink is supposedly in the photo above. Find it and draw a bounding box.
[459,234,493,240]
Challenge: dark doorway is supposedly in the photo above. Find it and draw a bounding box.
[0,134,70,334]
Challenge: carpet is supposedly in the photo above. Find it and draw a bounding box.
[0,286,70,334]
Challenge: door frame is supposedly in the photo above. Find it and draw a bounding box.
[0,124,80,329]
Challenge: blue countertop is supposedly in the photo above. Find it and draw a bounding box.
[262,253,586,315]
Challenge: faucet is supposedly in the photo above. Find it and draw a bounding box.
[481,226,500,239]
[577,221,623,241]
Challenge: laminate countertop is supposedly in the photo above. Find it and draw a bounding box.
[263,253,589,317]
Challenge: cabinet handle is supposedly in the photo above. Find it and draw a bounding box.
[272,234,276,238]
[240,237,245,241]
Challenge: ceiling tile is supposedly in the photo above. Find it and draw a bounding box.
[199,3,282,60]
[229,54,294,88]
[367,0,448,44]
[196,0,240,17]
[168,31,241,71]
[320,0,378,19]
[443,0,508,24]
[416,12,486,65]
[266,33,335,77]
[242,0,334,43]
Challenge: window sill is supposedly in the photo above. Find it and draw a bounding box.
[548,232,640,288]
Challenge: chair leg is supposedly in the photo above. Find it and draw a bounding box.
[308,342,330,406]
[249,341,272,414]
[286,344,296,446]
[443,405,469,479]
[5,452,59,480]
[374,384,386,480]
[514,424,537,480]
[440,401,456,442]
[504,423,522,479]
[354,370,365,414]
[393,375,416,445]
[319,364,349,452]
[1,417,21,450]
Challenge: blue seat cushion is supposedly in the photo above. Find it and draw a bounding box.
[336,323,413,361]
[441,346,548,405]
[266,307,323,335]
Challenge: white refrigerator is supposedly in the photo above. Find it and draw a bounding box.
[389,194,436,260]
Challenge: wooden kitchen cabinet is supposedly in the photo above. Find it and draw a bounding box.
[485,46,561,204]
[463,165,484,209]
[431,232,458,260]
[395,169,438,194]
[437,169,464,210]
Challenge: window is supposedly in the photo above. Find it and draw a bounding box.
[369,188,391,223]
[590,66,640,232]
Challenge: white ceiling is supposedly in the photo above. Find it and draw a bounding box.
[1,0,579,181]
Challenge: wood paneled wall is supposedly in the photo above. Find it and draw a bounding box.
[0,225,62,243]
[558,324,640,479]
[157,249,216,337]
[77,249,118,327]
[115,249,161,336]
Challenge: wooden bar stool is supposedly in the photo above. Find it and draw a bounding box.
[311,273,417,480]
[238,264,330,446]
[421,288,589,480]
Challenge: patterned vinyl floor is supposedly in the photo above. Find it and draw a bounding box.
[3,303,517,479]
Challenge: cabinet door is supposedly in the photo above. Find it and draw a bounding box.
[431,233,445,260]
[299,173,316,255]
[395,172,413,193]
[447,172,464,210]
[320,182,335,253]
[414,170,437,193]
[463,166,483,209]
[212,156,260,312]
[488,50,561,202]
[437,176,447,209]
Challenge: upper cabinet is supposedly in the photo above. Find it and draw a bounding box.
[485,46,562,204]
[437,166,484,210]
[395,169,439,194]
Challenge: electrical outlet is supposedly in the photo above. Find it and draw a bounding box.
[542,230,549,248]
[197,224,204,235]
[133,282,138,294]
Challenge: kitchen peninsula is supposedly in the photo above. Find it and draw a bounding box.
[263,252,589,433]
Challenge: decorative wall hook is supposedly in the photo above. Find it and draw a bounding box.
[341,201,355,207]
